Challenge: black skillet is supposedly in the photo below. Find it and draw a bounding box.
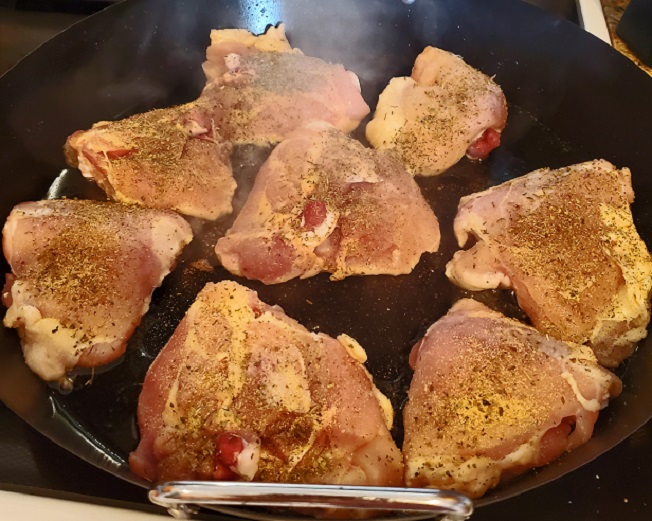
[1,0,652,518]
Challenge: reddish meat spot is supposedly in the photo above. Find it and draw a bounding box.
[466,128,501,160]
[238,235,295,284]
[2,274,15,308]
[213,432,244,480]
[536,416,576,466]
[302,200,327,230]
[217,432,245,466]
[106,148,136,160]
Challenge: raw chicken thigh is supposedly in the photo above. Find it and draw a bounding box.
[2,200,192,383]
[201,24,370,144]
[446,160,652,367]
[215,122,440,284]
[403,299,621,498]
[130,281,403,488]
[65,100,235,220]
[366,46,507,176]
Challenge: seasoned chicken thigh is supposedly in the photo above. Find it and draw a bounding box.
[446,160,652,366]
[201,25,370,144]
[215,122,440,284]
[2,200,192,383]
[130,281,403,488]
[403,299,621,498]
[366,46,507,176]
[65,100,235,220]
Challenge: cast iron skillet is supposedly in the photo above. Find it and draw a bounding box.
[1,0,652,518]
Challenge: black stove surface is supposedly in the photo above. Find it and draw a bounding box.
[1,2,651,521]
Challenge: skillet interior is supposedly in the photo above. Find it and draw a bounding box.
[1,0,652,516]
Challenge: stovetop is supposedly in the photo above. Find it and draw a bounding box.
[1,2,651,520]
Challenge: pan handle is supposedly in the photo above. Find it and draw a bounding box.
[148,481,474,520]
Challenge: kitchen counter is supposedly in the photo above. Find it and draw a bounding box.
[602,0,652,75]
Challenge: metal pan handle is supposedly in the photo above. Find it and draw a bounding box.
[149,481,474,520]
